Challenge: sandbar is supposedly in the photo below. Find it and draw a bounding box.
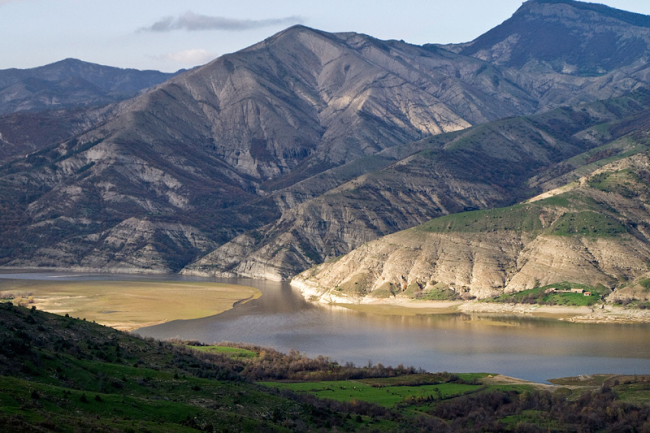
[0,279,260,331]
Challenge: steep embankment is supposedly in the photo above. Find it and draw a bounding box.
[293,153,650,304]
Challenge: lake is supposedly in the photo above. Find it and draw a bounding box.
[2,271,649,383]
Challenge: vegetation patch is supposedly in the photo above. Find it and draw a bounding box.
[587,169,646,198]
[417,205,545,234]
[337,273,370,296]
[491,282,609,306]
[260,379,481,408]
[417,284,459,301]
[368,282,394,298]
[639,278,650,291]
[547,211,627,237]
[188,345,257,359]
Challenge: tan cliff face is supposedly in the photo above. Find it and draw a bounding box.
[292,153,650,303]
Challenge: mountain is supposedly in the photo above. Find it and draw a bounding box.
[293,152,650,302]
[4,0,650,276]
[185,89,650,280]
[0,58,177,115]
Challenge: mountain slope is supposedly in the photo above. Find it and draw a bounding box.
[0,26,540,273]
[293,152,650,302]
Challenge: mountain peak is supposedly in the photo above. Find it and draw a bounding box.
[459,0,650,75]
[517,0,650,28]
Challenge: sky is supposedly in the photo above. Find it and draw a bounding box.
[2,0,650,72]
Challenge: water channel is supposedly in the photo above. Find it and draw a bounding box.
[2,271,650,383]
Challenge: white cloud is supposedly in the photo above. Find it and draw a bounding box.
[155,49,216,66]
[141,11,303,32]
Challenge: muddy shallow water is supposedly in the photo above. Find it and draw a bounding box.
[2,271,649,383]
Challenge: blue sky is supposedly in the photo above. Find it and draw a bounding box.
[2,0,650,72]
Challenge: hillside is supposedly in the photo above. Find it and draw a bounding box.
[0,301,426,431]
[293,152,650,303]
[5,0,650,276]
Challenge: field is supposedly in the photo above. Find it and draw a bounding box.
[0,279,260,330]
[259,377,483,408]
[490,282,609,307]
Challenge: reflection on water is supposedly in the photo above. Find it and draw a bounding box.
[137,278,650,383]
[2,272,649,383]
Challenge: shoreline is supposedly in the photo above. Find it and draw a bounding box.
[313,296,650,324]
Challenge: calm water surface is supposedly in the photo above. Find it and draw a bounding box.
[2,271,649,383]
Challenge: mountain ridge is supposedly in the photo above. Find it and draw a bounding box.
[4,0,650,282]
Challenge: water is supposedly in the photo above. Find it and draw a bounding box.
[2,271,649,383]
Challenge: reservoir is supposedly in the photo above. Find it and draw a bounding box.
[2,271,649,383]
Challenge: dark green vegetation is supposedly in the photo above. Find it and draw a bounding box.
[417,187,630,238]
[1,303,650,432]
[0,303,434,432]
[492,282,611,306]
[264,372,650,432]
[547,211,627,237]
[418,205,546,234]
[260,374,485,408]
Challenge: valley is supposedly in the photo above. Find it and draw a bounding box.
[3,0,650,430]
[1,302,649,431]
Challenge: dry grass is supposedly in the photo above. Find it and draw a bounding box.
[0,279,260,331]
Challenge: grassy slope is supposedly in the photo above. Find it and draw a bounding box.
[0,303,361,432]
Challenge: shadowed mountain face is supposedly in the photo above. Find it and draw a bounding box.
[3,0,650,278]
[0,59,178,165]
[455,0,650,75]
